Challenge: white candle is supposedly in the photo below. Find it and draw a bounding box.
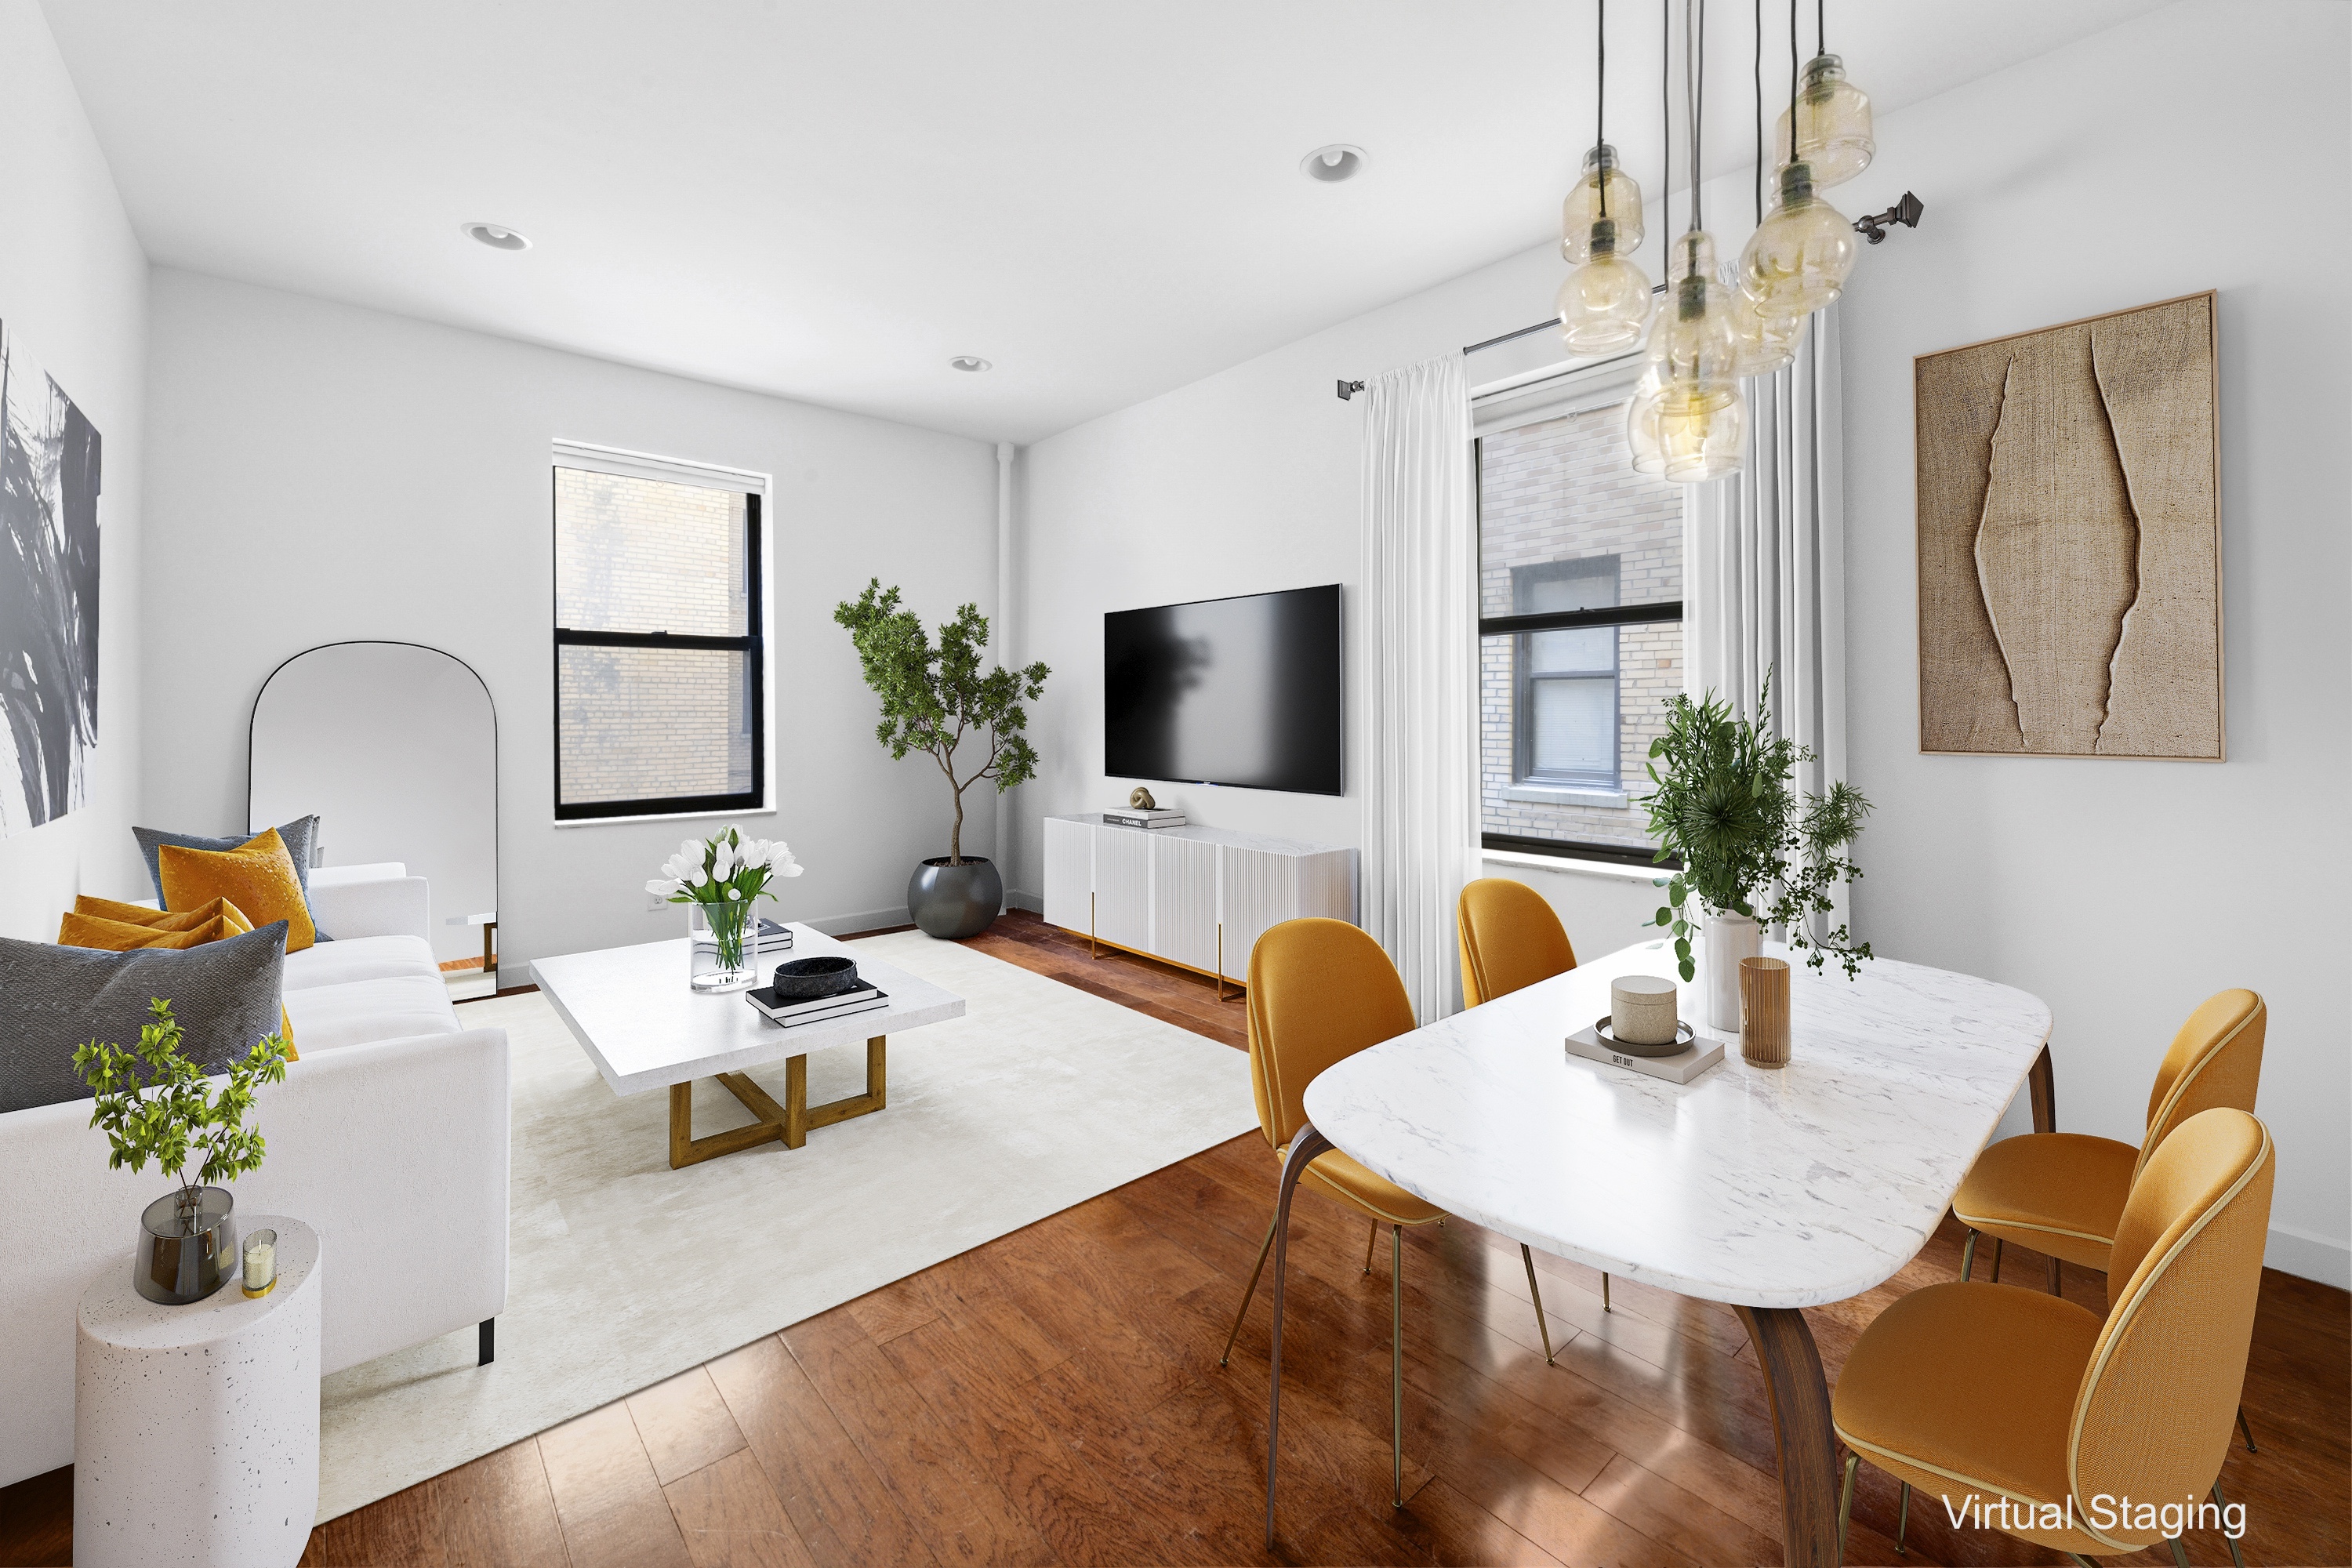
[242,1237,274,1291]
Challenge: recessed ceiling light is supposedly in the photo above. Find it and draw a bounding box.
[949,355,993,372]
[462,221,531,251]
[1300,144,1366,183]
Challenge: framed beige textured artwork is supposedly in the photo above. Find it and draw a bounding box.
[1915,291,2222,759]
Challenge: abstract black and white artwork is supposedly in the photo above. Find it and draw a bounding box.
[0,321,103,835]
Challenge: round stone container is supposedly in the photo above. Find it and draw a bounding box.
[1610,975,1681,1047]
[75,1214,321,1568]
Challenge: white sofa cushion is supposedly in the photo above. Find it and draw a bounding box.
[283,933,439,991]
[285,974,459,1052]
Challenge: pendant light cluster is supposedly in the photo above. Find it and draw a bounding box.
[1560,0,1876,482]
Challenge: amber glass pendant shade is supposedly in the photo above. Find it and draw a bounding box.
[1561,144,1646,263]
[1724,281,1805,376]
[1558,238,1653,354]
[1656,377,1748,483]
[1625,369,1668,477]
[1772,53,1874,187]
[1650,232,1743,389]
[1737,163,1857,319]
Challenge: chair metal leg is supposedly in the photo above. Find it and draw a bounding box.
[1837,1448,1859,1564]
[2236,1403,2258,1453]
[1896,1480,1909,1554]
[1265,1123,1331,1550]
[1602,1272,1612,1312]
[1990,1236,2004,1283]
[1519,1245,1555,1364]
[1364,1217,1379,1275]
[1961,1227,1978,1280]
[1220,1214,1278,1367]
[1390,1223,1405,1508]
[2168,1534,2190,1567]
[2214,1481,2245,1568]
[2068,1556,2101,1567]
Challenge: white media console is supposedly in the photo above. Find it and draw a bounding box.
[1041,814,1358,989]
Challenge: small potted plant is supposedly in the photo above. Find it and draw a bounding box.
[834,580,1051,938]
[648,828,803,991]
[1637,683,1873,1029]
[73,1000,292,1305]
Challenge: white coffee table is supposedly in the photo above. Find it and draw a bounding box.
[531,924,965,1169]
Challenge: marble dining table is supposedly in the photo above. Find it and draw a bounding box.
[1262,935,2054,1567]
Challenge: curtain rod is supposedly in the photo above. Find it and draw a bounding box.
[1337,192,1922,400]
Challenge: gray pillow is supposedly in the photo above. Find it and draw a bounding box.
[132,815,331,941]
[0,922,290,1115]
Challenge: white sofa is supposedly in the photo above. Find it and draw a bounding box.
[0,863,510,1488]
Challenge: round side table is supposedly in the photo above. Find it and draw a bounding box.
[75,1213,321,1568]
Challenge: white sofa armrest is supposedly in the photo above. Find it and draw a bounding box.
[309,872,430,943]
[0,1025,508,1486]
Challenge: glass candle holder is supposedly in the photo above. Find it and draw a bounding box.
[241,1228,279,1299]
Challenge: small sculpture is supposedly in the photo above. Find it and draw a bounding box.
[1129,786,1156,810]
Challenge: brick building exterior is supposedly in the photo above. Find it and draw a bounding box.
[1477,404,1683,852]
[554,467,755,805]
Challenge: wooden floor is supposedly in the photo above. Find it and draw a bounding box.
[4,910,2344,1567]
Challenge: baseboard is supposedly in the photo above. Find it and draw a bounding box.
[2265,1221,2351,1290]
[1007,889,1043,914]
[807,907,912,938]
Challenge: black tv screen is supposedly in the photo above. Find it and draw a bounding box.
[1104,585,1343,796]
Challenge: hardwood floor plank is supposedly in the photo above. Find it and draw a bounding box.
[665,1447,822,1568]
[706,1334,942,1568]
[630,1366,751,1486]
[841,1275,945,1346]
[430,1439,573,1568]
[0,1465,71,1568]
[779,1310,1058,1568]
[539,1400,695,1568]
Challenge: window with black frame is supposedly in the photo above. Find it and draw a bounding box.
[1477,390,1683,867]
[552,460,764,820]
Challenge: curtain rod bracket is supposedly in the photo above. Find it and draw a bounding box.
[1853,191,1925,245]
[1337,379,1367,401]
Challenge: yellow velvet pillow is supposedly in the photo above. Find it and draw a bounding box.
[54,898,296,1058]
[158,828,317,953]
[72,894,250,934]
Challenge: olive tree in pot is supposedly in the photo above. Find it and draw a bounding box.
[1636,682,1873,1030]
[835,579,1051,938]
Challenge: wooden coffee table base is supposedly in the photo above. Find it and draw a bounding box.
[666,1036,888,1168]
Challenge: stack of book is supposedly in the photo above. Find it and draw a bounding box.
[1102,807,1187,829]
[694,916,794,955]
[746,981,889,1029]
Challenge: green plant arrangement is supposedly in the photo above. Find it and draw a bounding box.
[72,999,292,1221]
[647,828,804,985]
[833,579,1051,864]
[1637,683,1874,981]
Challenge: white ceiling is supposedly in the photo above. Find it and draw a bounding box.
[42,0,2169,444]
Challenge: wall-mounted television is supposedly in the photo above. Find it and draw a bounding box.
[1104,584,1343,796]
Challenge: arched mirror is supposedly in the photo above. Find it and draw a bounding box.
[249,642,499,999]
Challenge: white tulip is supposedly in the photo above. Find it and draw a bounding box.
[711,841,736,880]
[681,837,703,862]
[771,843,804,877]
[644,877,681,898]
[727,886,742,900]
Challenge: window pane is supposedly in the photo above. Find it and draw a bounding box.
[555,467,748,636]
[1477,397,1684,854]
[1530,677,1613,778]
[557,645,753,805]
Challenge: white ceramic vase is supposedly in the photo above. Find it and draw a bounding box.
[1704,910,1762,1033]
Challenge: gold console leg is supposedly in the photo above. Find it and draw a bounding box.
[665,1036,891,1168]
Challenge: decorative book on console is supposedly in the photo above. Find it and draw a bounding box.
[1102,808,1186,829]
[697,917,794,954]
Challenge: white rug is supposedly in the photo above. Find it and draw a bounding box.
[314,931,1254,1522]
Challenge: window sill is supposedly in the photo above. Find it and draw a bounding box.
[554,806,777,829]
[1501,783,1629,809]
[1481,847,1664,883]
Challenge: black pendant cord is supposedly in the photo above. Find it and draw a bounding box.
[1686,0,1702,233]
[1596,0,1609,221]
[1817,0,1825,55]
[1789,0,1799,162]
[1754,0,1764,225]
[1661,0,1672,269]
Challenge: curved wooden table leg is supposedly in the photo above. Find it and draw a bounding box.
[1736,1305,1841,1568]
[1264,1122,1333,1551]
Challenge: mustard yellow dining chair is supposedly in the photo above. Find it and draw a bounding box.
[1833,1107,2273,1568]
[1951,989,2266,1450]
[1218,916,1560,1508]
[1454,879,1615,1314]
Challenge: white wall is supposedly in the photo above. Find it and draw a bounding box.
[0,0,149,938]
[143,270,1001,967]
[1011,0,2350,1283]
[1836,0,2350,1285]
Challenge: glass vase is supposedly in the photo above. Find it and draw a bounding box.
[688,898,757,993]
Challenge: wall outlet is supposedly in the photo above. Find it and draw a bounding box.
[646,891,670,913]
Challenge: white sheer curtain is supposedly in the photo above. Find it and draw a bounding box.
[1359,351,1477,1024]
[1686,303,1850,932]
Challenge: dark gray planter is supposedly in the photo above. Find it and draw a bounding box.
[908,857,1003,939]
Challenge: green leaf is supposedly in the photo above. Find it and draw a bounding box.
[1654,908,1672,926]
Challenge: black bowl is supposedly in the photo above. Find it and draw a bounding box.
[768,955,859,998]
